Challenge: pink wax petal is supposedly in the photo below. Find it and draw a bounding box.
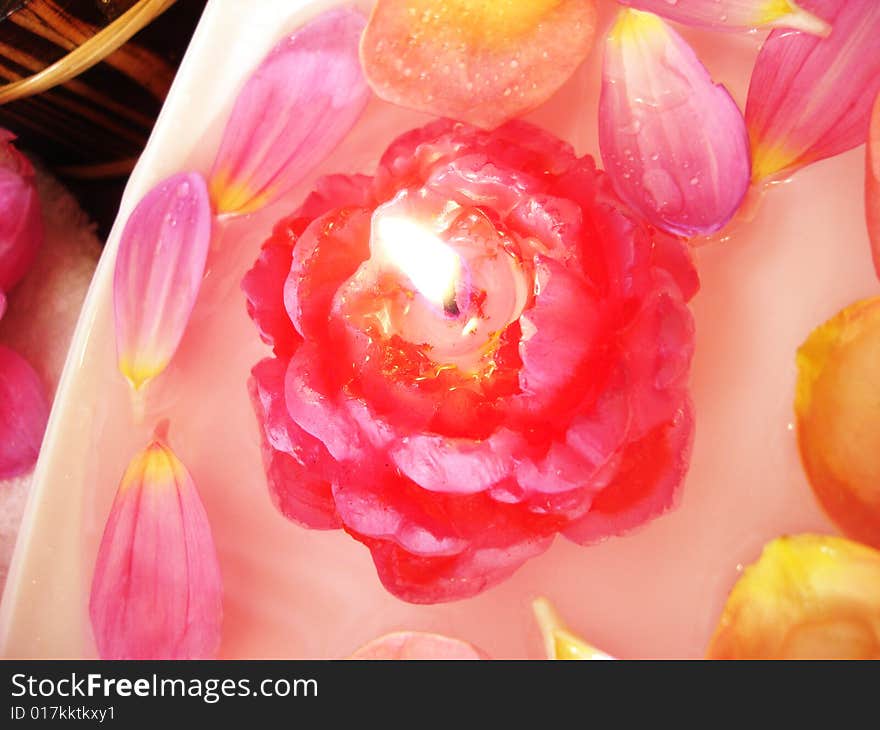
[208,8,370,216]
[599,10,751,237]
[868,93,880,277]
[0,346,49,479]
[0,129,43,293]
[360,0,599,130]
[618,0,830,35]
[350,631,488,659]
[113,172,211,390]
[89,427,223,659]
[747,0,880,182]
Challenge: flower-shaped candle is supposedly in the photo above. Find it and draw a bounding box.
[245,119,698,603]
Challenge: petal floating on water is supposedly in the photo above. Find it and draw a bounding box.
[360,0,598,129]
[599,9,751,236]
[89,426,223,659]
[350,631,488,659]
[532,597,614,659]
[795,297,880,548]
[209,8,370,216]
[618,0,830,35]
[747,0,880,182]
[707,535,880,659]
[113,172,212,391]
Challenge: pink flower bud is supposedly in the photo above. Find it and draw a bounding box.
[0,129,43,297]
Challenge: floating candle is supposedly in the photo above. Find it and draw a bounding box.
[244,119,698,603]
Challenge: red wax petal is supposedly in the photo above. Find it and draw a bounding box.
[89,431,222,659]
[113,172,212,390]
[350,632,488,659]
[747,0,880,182]
[0,345,49,479]
[564,400,693,544]
[618,0,830,35]
[249,357,341,530]
[209,8,370,216]
[599,10,751,237]
[868,93,880,278]
[0,129,43,293]
[360,0,598,129]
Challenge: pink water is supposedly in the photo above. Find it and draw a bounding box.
[3,1,876,658]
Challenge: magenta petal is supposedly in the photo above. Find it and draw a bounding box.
[89,431,222,659]
[618,0,830,35]
[747,0,880,182]
[0,345,49,479]
[599,10,751,237]
[113,172,211,390]
[0,129,43,292]
[868,92,880,277]
[208,8,370,216]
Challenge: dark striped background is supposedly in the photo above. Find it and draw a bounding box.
[0,0,206,234]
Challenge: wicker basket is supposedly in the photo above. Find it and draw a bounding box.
[0,0,201,178]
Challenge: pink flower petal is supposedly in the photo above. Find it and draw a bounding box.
[868,92,880,277]
[618,0,830,35]
[113,172,211,390]
[0,129,43,293]
[89,426,222,659]
[599,10,751,237]
[0,345,49,479]
[360,0,598,130]
[350,631,488,659]
[209,8,370,216]
[747,0,880,182]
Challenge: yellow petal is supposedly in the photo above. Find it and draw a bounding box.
[707,535,880,659]
[795,298,880,547]
[532,597,613,660]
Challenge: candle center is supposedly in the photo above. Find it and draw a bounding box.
[339,188,531,375]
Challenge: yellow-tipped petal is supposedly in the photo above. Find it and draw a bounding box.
[795,298,880,548]
[708,535,880,659]
[618,0,830,35]
[532,597,613,660]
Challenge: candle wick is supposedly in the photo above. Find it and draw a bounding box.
[444,296,460,317]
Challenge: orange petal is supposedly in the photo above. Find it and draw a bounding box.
[360,0,598,129]
[532,597,613,660]
[795,298,880,548]
[707,535,880,659]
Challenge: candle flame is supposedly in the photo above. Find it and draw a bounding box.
[374,215,461,311]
